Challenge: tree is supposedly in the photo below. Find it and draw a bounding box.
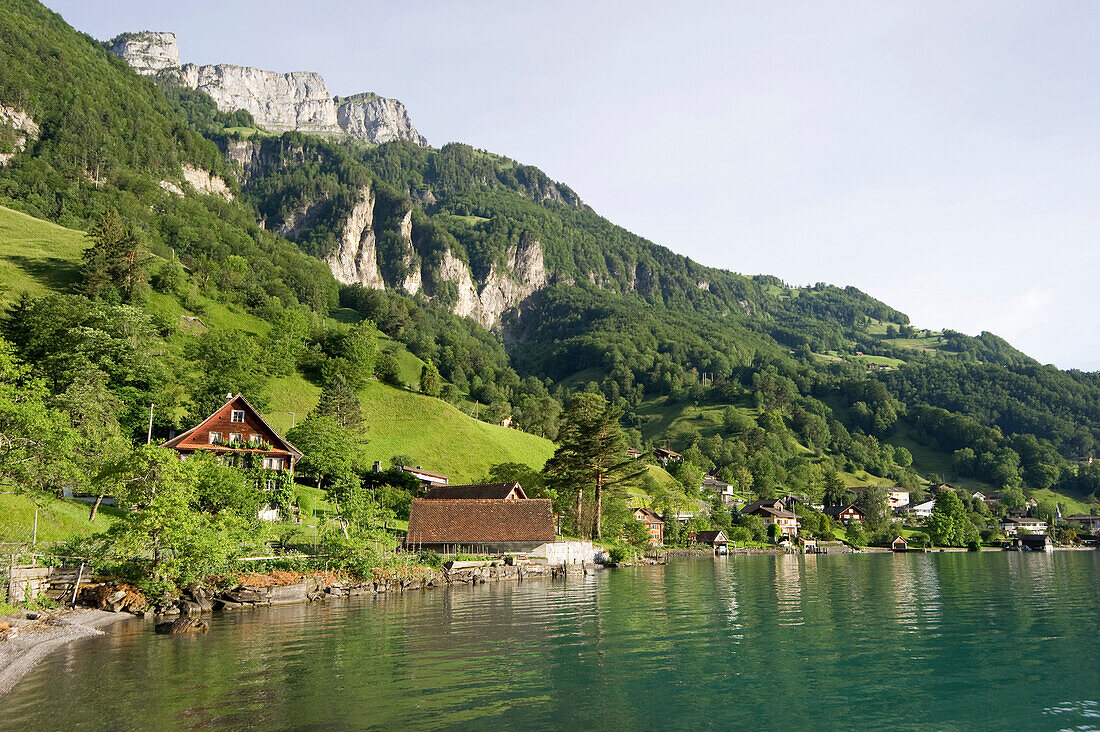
[313,373,363,430]
[100,447,261,597]
[845,521,867,548]
[488,462,548,498]
[286,415,363,492]
[543,393,646,540]
[80,209,148,301]
[856,485,889,534]
[419,359,442,397]
[822,465,849,507]
[190,328,269,417]
[52,370,132,520]
[926,489,980,547]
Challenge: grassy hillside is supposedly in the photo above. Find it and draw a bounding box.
[0,492,123,544]
[0,205,85,301]
[264,376,556,484]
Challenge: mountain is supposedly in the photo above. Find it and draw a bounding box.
[2,0,1099,518]
[107,31,428,146]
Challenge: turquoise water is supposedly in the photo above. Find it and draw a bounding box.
[4,552,1100,730]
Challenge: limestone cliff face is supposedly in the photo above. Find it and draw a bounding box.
[0,106,38,167]
[180,65,337,132]
[336,94,428,147]
[432,238,548,329]
[107,32,179,75]
[108,31,428,146]
[326,186,385,290]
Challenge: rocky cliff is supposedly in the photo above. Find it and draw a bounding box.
[320,180,546,327]
[335,93,428,147]
[181,65,337,132]
[106,31,179,74]
[107,31,428,146]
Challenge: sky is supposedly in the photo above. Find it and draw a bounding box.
[44,1,1100,369]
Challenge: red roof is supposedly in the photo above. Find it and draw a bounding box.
[406,499,556,544]
[160,394,301,458]
[426,482,527,500]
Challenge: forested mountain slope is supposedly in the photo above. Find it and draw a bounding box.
[1,0,1098,519]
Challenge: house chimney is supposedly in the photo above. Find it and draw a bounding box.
[226,392,233,401]
[373,460,382,473]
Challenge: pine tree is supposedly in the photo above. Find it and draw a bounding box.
[80,209,146,301]
[314,373,364,430]
[543,392,647,540]
[419,359,441,397]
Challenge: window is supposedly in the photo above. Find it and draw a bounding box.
[230,410,245,423]
[263,457,284,470]
[229,433,243,444]
[208,432,221,444]
[249,434,260,443]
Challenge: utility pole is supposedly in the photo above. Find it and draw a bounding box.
[146,403,154,445]
[475,400,479,421]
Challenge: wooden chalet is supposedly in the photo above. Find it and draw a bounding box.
[426,482,527,500]
[633,507,665,545]
[404,498,556,553]
[823,503,865,525]
[161,394,301,473]
[653,447,682,465]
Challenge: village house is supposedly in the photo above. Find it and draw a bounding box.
[823,503,865,525]
[1066,514,1100,533]
[426,482,527,500]
[633,507,665,545]
[906,499,936,519]
[653,447,682,465]
[891,536,909,552]
[160,394,302,521]
[162,394,301,472]
[849,486,911,510]
[401,466,450,491]
[702,475,739,505]
[626,447,643,459]
[999,516,1048,537]
[404,498,557,553]
[741,499,800,538]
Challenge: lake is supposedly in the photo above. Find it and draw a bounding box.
[4,552,1100,731]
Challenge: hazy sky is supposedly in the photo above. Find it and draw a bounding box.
[45,1,1100,369]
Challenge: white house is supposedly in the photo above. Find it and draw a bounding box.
[906,499,935,519]
[999,516,1048,537]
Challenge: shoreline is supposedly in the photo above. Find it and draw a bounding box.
[0,609,137,697]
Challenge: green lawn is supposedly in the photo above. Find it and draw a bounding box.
[0,492,124,545]
[0,205,86,301]
[264,376,556,484]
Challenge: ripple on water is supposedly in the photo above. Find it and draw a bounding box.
[3,553,1100,731]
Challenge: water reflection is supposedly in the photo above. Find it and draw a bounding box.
[774,554,803,626]
[4,554,1100,731]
